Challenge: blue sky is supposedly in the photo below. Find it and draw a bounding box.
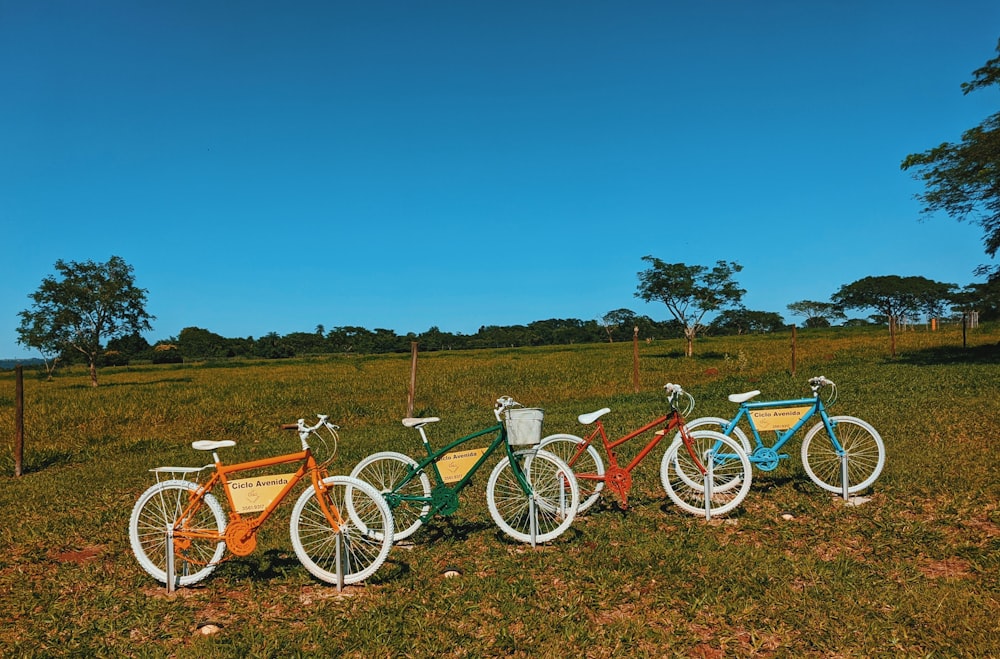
[3,1,998,359]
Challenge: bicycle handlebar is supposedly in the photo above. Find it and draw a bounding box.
[281,415,339,450]
[809,375,835,388]
[663,382,695,415]
[494,396,522,421]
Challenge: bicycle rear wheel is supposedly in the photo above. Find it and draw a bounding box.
[537,433,605,513]
[801,416,885,494]
[290,475,394,585]
[486,449,579,543]
[350,451,431,541]
[661,431,752,517]
[128,480,226,587]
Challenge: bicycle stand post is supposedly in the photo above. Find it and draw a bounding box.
[529,497,537,548]
[165,527,176,594]
[704,449,714,521]
[840,452,850,501]
[335,531,344,593]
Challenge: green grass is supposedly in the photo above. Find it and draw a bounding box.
[1,324,998,657]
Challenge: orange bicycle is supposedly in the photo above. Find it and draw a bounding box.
[538,384,752,517]
[128,415,394,588]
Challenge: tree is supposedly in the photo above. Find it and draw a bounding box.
[787,300,847,328]
[710,308,786,335]
[599,309,637,343]
[832,275,957,356]
[963,278,1000,321]
[178,327,230,359]
[635,257,745,356]
[901,38,1000,276]
[17,256,154,386]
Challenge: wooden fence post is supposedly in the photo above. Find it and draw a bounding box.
[407,342,418,417]
[14,366,24,477]
[632,326,640,393]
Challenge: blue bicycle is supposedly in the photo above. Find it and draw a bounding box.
[676,376,885,495]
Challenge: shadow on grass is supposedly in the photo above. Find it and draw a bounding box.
[230,549,303,582]
[647,350,730,360]
[366,557,411,585]
[216,549,411,586]
[894,342,1000,366]
[3,449,78,475]
[410,518,496,544]
[655,498,752,521]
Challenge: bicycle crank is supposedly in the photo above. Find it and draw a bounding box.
[431,486,460,516]
[604,466,632,506]
[749,447,784,472]
[224,519,258,556]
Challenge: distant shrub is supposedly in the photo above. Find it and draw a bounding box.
[100,350,129,367]
[152,345,183,364]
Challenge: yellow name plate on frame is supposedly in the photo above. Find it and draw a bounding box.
[227,473,296,514]
[438,448,487,484]
[749,406,812,432]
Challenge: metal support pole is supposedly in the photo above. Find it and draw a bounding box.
[335,531,344,592]
[529,496,537,548]
[165,527,176,594]
[704,449,714,521]
[559,473,567,525]
[841,452,850,501]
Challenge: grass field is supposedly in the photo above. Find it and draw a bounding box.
[1,324,998,657]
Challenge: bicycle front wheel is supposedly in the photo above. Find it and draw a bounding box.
[290,476,394,585]
[350,451,431,541]
[128,479,227,587]
[661,431,752,517]
[537,433,605,513]
[487,449,579,543]
[801,416,885,494]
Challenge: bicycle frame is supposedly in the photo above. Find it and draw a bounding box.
[176,448,341,546]
[568,409,704,505]
[394,422,531,520]
[718,394,844,468]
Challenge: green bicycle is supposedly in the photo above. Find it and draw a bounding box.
[351,397,579,545]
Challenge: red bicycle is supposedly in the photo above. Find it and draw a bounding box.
[538,384,752,517]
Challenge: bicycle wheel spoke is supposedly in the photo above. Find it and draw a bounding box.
[290,477,393,585]
[129,480,226,586]
[487,451,578,543]
[351,451,430,541]
[801,416,885,494]
[537,435,604,513]
[661,432,752,517]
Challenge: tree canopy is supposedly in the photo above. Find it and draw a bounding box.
[709,308,786,335]
[635,257,745,356]
[787,300,847,328]
[17,256,154,385]
[832,275,957,356]
[901,38,1000,274]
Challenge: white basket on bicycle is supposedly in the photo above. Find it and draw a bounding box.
[504,408,544,446]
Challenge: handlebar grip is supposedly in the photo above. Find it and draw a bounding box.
[280,423,299,431]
